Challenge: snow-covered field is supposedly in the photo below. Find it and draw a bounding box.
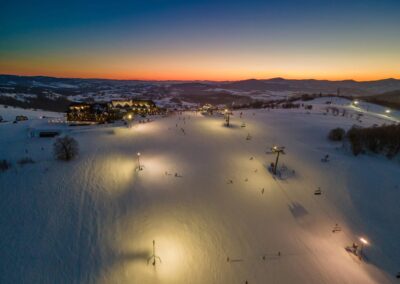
[0,101,399,284]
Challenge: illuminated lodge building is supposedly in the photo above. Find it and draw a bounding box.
[67,99,161,122]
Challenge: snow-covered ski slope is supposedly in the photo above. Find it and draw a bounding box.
[0,100,399,284]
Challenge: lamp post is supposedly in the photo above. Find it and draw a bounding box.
[385,109,391,115]
[224,109,230,127]
[271,146,285,175]
[127,114,133,128]
[137,152,142,171]
[353,100,359,107]
[359,237,368,256]
[147,240,162,266]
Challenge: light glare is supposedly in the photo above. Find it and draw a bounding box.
[359,237,368,245]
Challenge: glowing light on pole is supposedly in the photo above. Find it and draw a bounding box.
[359,237,369,256]
[224,109,230,127]
[385,109,391,114]
[126,113,133,128]
[271,146,285,175]
[137,152,142,171]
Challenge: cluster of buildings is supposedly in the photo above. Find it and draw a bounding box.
[67,99,164,122]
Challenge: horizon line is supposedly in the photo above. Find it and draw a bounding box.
[1,73,399,83]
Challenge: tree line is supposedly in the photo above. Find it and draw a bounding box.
[329,124,400,158]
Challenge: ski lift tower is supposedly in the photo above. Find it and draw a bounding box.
[271,146,285,175]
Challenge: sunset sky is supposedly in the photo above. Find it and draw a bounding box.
[1,0,399,81]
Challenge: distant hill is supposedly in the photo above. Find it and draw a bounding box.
[1,74,400,94]
[222,79,290,91]
[219,78,400,95]
[1,74,400,110]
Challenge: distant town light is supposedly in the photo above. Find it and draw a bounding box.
[353,100,359,105]
[385,109,391,114]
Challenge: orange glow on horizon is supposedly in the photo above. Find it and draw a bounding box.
[1,54,399,82]
[1,47,399,82]
[1,68,399,82]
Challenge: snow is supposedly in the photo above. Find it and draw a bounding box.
[52,82,78,89]
[0,102,399,283]
[205,88,296,101]
[32,81,78,89]
[0,105,63,121]
[307,97,400,122]
[0,93,38,102]
[68,92,142,103]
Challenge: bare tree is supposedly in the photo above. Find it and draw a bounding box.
[53,136,79,161]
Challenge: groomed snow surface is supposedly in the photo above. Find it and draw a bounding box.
[1,100,400,284]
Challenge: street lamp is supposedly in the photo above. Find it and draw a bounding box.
[359,237,368,256]
[147,240,162,266]
[137,152,142,171]
[271,146,285,175]
[385,109,391,114]
[126,114,133,128]
[224,109,230,127]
